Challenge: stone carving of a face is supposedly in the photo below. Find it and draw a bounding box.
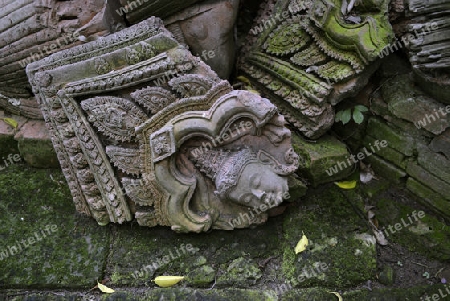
[190,148,289,209]
[227,162,289,209]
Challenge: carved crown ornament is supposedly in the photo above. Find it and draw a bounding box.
[26,17,300,232]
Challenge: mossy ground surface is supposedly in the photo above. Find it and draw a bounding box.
[0,164,449,300]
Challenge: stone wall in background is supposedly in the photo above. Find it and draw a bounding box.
[336,54,450,221]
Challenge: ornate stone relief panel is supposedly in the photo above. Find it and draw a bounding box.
[27,17,299,232]
[240,0,394,138]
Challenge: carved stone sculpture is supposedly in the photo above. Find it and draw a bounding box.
[0,0,108,119]
[107,0,240,79]
[27,17,299,232]
[404,0,450,104]
[239,0,394,138]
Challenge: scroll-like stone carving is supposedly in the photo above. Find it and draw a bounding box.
[405,0,450,104]
[240,0,394,138]
[81,97,148,142]
[0,0,108,118]
[27,17,299,232]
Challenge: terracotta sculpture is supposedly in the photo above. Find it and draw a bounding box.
[27,17,299,232]
[240,0,394,138]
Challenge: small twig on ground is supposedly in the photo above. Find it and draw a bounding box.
[411,261,429,268]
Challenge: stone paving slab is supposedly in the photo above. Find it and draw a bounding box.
[281,184,377,289]
[106,213,282,288]
[3,284,450,300]
[0,164,109,289]
[1,163,449,300]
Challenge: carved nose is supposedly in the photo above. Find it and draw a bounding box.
[252,189,266,200]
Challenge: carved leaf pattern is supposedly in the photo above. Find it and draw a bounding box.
[169,74,214,98]
[81,96,148,142]
[131,86,177,114]
[263,22,311,55]
[106,146,141,176]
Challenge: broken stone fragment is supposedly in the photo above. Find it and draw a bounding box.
[239,0,394,138]
[26,17,300,232]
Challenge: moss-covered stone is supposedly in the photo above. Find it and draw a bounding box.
[0,111,23,158]
[106,214,281,287]
[382,74,450,135]
[286,175,308,202]
[376,198,450,261]
[0,288,278,301]
[0,164,109,289]
[186,265,216,287]
[292,134,353,186]
[362,135,406,169]
[100,288,278,301]
[366,117,415,156]
[217,257,262,287]
[280,287,336,300]
[284,285,450,300]
[281,184,376,288]
[342,284,450,300]
[406,161,450,201]
[364,154,407,184]
[417,144,450,184]
[406,177,450,221]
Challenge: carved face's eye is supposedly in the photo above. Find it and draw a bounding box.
[250,174,262,189]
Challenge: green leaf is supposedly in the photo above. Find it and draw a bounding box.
[1,118,18,129]
[353,110,365,124]
[335,110,344,123]
[340,109,352,124]
[354,105,368,112]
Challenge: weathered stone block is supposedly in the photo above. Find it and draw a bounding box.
[14,120,59,168]
[406,162,450,201]
[282,185,377,288]
[364,154,407,184]
[106,215,281,286]
[382,74,450,135]
[292,134,353,186]
[366,118,415,156]
[0,165,109,288]
[377,197,450,260]
[362,135,406,169]
[417,144,450,184]
[407,178,450,222]
[430,129,450,159]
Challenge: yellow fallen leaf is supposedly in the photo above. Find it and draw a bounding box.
[97,282,115,293]
[334,180,357,189]
[154,276,185,288]
[329,291,343,300]
[1,118,18,129]
[236,76,251,85]
[294,231,308,254]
